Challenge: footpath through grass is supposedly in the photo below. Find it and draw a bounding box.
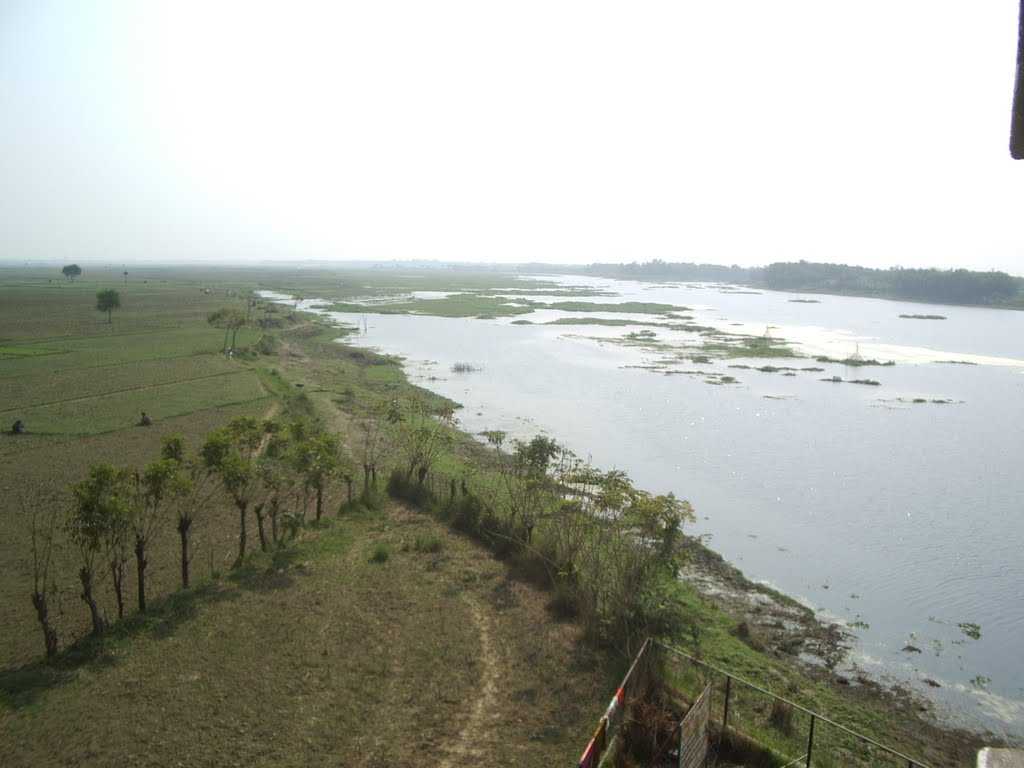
[0,504,613,768]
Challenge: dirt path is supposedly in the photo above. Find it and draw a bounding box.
[438,596,503,767]
[258,400,281,451]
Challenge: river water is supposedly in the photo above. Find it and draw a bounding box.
[263,276,1024,736]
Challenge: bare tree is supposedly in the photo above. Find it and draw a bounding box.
[22,490,61,658]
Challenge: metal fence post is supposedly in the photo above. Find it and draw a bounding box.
[806,715,815,768]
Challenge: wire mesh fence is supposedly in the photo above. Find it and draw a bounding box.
[657,641,932,768]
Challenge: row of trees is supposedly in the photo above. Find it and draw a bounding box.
[760,261,1021,304]
[23,387,696,662]
[583,259,1023,306]
[390,423,695,656]
[24,413,356,657]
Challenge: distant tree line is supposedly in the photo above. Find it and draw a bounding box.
[758,261,1021,305]
[583,259,1023,306]
[584,259,754,284]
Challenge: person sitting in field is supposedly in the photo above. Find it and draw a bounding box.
[138,411,153,427]
[11,419,24,435]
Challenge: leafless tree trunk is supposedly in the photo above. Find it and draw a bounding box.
[253,502,269,552]
[110,557,127,619]
[234,501,248,567]
[177,514,192,589]
[26,494,61,657]
[134,536,148,613]
[79,567,105,636]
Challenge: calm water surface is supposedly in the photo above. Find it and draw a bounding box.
[266,277,1024,736]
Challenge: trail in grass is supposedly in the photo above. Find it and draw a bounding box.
[439,597,502,768]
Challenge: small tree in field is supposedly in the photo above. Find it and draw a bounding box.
[255,431,301,547]
[489,434,559,544]
[96,289,121,323]
[207,307,246,352]
[356,402,394,497]
[61,264,82,281]
[294,430,344,522]
[395,397,454,485]
[129,459,181,612]
[68,464,132,635]
[21,489,62,658]
[161,435,218,589]
[202,417,265,567]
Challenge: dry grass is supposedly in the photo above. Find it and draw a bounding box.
[1,503,615,767]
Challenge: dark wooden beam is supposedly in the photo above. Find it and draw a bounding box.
[1012,0,1024,157]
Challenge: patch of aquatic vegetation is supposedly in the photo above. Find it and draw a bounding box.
[450,362,480,373]
[542,300,691,314]
[788,298,821,304]
[820,376,880,386]
[328,293,693,320]
[729,364,825,374]
[328,293,535,318]
[545,318,657,327]
[958,622,982,640]
[815,355,895,367]
[481,287,615,297]
[697,334,801,359]
[541,316,698,327]
[935,360,977,366]
[880,397,961,406]
[899,314,947,320]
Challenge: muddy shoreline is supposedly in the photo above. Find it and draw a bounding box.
[679,536,998,757]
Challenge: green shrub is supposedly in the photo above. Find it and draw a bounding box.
[369,543,390,563]
[256,334,281,355]
[451,493,483,534]
[386,469,434,508]
[547,579,579,619]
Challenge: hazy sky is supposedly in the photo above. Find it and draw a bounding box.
[2,1,1022,271]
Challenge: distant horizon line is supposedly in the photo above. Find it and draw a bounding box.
[0,257,1020,279]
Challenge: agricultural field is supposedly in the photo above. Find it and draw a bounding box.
[0,269,275,666]
[0,267,617,768]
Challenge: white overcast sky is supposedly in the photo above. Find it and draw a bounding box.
[1,1,1022,272]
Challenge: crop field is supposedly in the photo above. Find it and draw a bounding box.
[10,370,268,435]
[0,355,240,413]
[0,266,619,768]
[0,399,271,667]
[0,272,274,666]
[0,327,261,378]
